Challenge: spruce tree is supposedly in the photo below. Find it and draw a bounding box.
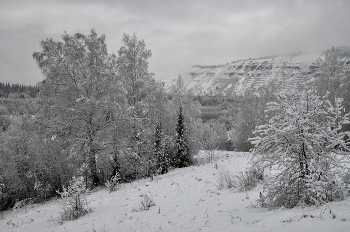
[174,105,191,168]
[153,120,170,174]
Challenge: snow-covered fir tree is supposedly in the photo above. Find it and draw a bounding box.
[173,105,192,168]
[250,88,350,208]
[153,120,170,175]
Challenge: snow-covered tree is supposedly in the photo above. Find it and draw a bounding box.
[56,176,91,221]
[166,75,202,157]
[200,123,219,151]
[173,105,192,168]
[33,30,124,187]
[115,33,167,180]
[315,46,350,132]
[117,33,154,116]
[250,89,350,208]
[117,33,161,155]
[152,120,170,176]
[316,47,346,100]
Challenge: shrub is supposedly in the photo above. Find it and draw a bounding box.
[236,167,264,192]
[12,198,36,212]
[193,150,219,166]
[34,181,52,200]
[214,165,263,192]
[214,166,236,190]
[56,176,91,221]
[133,193,155,212]
[342,170,350,196]
[303,171,346,206]
[105,172,120,193]
[258,171,347,209]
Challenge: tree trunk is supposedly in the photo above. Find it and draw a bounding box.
[88,137,99,188]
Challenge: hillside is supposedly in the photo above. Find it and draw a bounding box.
[169,48,350,96]
[1,151,349,232]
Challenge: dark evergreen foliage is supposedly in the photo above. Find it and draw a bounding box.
[173,105,192,168]
[0,82,39,98]
[153,120,170,174]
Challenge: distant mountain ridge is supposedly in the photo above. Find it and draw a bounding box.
[168,47,350,96]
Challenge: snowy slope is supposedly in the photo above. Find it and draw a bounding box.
[167,50,350,96]
[1,151,350,232]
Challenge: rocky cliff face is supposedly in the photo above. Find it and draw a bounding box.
[170,49,350,96]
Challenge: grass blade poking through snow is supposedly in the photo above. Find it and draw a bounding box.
[214,166,236,190]
[133,193,155,212]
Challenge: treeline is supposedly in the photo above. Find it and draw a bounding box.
[0,82,39,98]
[192,64,229,69]
[194,91,274,151]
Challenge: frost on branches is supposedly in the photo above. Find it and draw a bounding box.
[105,172,121,193]
[250,89,350,209]
[56,176,91,221]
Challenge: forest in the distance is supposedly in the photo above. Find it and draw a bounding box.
[0,30,349,214]
[0,83,39,99]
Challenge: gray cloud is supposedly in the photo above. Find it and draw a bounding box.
[0,0,349,85]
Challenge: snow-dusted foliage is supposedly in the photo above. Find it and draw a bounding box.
[116,33,166,181]
[250,89,350,208]
[1,30,205,212]
[56,176,91,221]
[33,30,124,188]
[132,193,155,212]
[315,47,347,102]
[152,120,170,175]
[105,172,120,193]
[117,33,154,113]
[214,166,236,190]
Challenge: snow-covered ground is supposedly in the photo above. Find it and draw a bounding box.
[1,151,350,232]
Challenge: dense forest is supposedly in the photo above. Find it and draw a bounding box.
[0,82,39,99]
[0,30,349,214]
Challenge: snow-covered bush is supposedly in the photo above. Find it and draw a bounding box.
[214,165,263,192]
[236,167,264,192]
[105,172,120,192]
[12,198,35,211]
[133,193,155,212]
[342,170,350,195]
[56,176,91,221]
[34,181,51,200]
[251,89,350,209]
[193,150,216,166]
[304,172,345,206]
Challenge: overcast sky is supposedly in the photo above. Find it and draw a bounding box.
[0,0,349,85]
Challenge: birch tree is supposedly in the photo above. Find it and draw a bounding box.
[116,33,164,171]
[33,30,124,187]
[250,89,350,208]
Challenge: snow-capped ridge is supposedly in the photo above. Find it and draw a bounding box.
[167,47,350,96]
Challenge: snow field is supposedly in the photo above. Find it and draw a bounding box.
[1,151,350,232]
